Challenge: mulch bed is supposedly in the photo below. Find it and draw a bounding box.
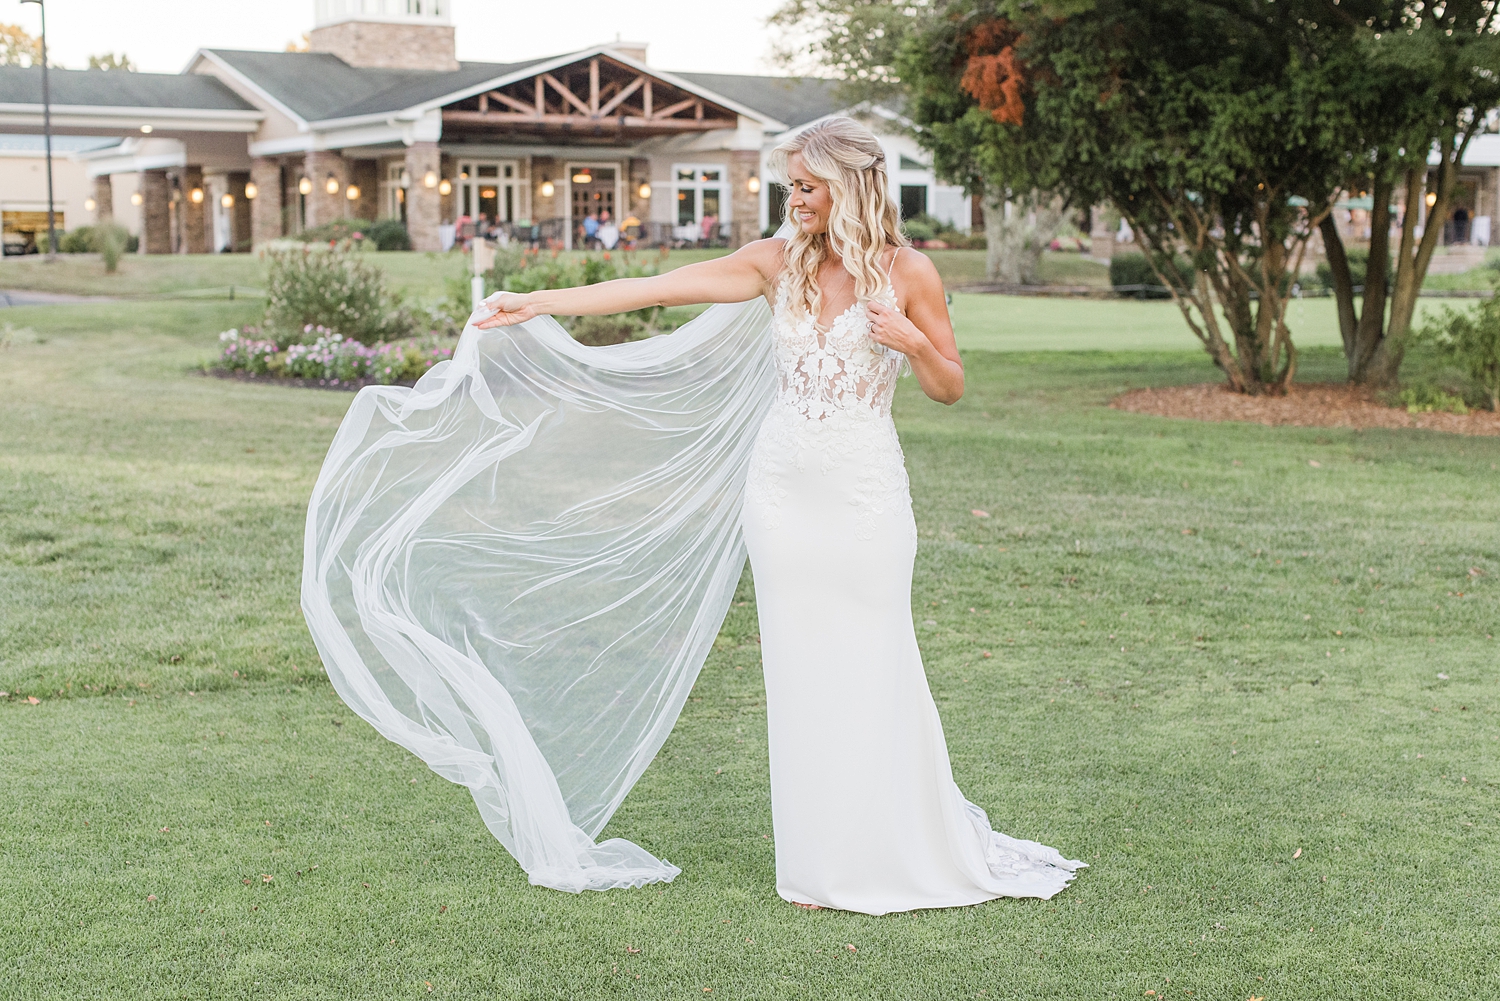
[204,369,418,393]
[1112,382,1500,437]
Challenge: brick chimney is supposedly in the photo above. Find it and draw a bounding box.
[309,0,459,71]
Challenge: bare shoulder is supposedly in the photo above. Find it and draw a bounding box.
[890,246,944,304]
[730,237,787,277]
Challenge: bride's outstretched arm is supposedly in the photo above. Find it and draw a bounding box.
[474,239,784,329]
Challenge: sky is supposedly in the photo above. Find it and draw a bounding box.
[8,0,794,75]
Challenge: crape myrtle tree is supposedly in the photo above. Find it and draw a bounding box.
[1003,0,1360,393]
[769,0,1071,284]
[1317,1,1500,385]
[896,6,1069,285]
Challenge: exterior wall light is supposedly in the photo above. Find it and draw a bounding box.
[84,198,96,211]
[244,181,258,200]
[396,187,405,203]
[189,187,204,204]
[325,175,340,195]
[221,193,234,208]
[438,178,452,196]
[572,169,592,184]
[1424,191,1438,208]
[638,182,651,199]
[130,192,143,206]
[423,170,438,188]
[299,177,313,196]
[139,124,153,134]
[747,175,761,194]
[540,180,555,198]
[346,184,360,201]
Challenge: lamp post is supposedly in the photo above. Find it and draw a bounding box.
[20,0,55,261]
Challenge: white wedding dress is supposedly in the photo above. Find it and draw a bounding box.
[742,265,1083,914]
[301,237,1082,907]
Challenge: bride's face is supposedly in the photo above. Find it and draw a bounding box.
[785,152,833,235]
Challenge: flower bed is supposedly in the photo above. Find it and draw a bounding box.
[216,325,453,387]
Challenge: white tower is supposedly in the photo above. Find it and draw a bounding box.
[310,0,458,71]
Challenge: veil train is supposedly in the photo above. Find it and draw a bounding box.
[302,289,776,891]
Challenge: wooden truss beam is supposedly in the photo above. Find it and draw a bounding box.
[442,110,729,131]
[450,58,736,133]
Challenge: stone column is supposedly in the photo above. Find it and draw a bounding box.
[304,150,349,229]
[92,175,114,224]
[250,157,283,246]
[141,169,171,254]
[350,159,379,223]
[729,149,760,248]
[403,142,442,252]
[179,165,208,254]
[532,155,560,219]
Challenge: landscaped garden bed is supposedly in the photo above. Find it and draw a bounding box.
[1113,381,1500,436]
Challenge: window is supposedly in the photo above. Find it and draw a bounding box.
[457,160,520,223]
[898,154,928,172]
[900,185,928,220]
[673,165,725,232]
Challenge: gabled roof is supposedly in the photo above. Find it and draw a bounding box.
[195,45,796,132]
[0,66,255,111]
[198,49,549,124]
[676,73,843,131]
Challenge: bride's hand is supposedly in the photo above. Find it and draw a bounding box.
[867,300,928,356]
[474,292,537,329]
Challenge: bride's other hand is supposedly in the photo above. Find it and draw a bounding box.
[474,292,537,328]
[866,300,928,356]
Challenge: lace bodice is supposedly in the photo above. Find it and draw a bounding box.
[770,277,905,421]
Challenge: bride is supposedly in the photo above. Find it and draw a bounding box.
[302,117,1082,915]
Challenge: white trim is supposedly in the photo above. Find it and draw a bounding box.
[0,102,261,133]
[75,138,189,177]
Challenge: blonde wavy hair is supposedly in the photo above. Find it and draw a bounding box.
[767,117,907,323]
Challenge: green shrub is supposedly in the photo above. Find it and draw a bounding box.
[59,227,97,254]
[96,224,129,274]
[570,314,645,346]
[1109,252,1195,298]
[1414,279,1500,410]
[902,218,938,243]
[1395,384,1470,414]
[295,218,376,247]
[367,218,412,252]
[262,242,417,346]
[491,250,670,330]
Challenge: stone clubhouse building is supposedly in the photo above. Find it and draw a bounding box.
[0,0,975,255]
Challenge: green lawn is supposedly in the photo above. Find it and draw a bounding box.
[1,298,1496,999]
[948,294,1466,353]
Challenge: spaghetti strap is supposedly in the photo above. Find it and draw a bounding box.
[884,246,902,276]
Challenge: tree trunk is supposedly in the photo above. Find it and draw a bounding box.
[1345,130,1474,386]
[983,187,1066,284]
[1320,214,1358,360]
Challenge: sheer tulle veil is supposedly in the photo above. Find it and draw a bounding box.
[301,241,786,891]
